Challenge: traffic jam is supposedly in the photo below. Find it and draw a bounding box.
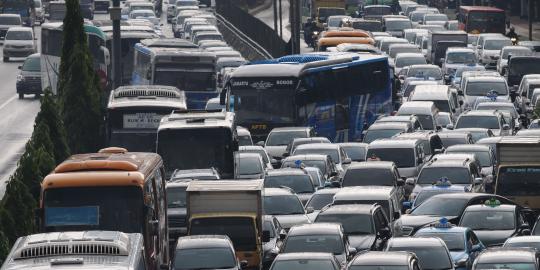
[4,0,540,269]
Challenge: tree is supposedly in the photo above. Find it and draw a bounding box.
[0,208,15,246]
[0,177,35,243]
[34,89,70,164]
[0,229,9,265]
[57,0,103,154]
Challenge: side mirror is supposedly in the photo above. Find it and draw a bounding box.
[396,177,405,186]
[405,178,415,186]
[379,227,391,238]
[402,201,412,209]
[342,158,352,165]
[279,230,287,240]
[330,171,339,177]
[17,65,21,69]
[256,141,265,147]
[473,177,483,185]
[416,157,423,164]
[306,206,315,214]
[455,258,467,268]
[282,152,290,158]
[458,90,464,96]
[240,260,249,269]
[471,244,483,252]
[459,99,464,105]
[502,124,510,130]
[393,211,401,220]
[398,75,405,80]
[446,124,454,130]
[159,263,169,270]
[149,219,159,235]
[262,230,271,242]
[348,247,358,255]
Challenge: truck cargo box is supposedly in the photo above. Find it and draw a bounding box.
[497,137,540,164]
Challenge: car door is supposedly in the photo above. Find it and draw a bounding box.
[374,209,391,250]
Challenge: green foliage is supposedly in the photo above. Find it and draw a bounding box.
[34,90,70,163]
[58,0,103,154]
[0,229,9,265]
[1,177,35,243]
[0,208,15,246]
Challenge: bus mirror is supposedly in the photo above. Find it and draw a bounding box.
[100,46,110,66]
[149,219,159,234]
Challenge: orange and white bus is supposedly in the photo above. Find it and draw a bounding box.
[38,147,169,270]
[458,6,506,34]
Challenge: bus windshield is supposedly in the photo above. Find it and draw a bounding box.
[497,166,540,196]
[468,11,505,32]
[233,89,295,124]
[154,63,216,92]
[158,128,234,177]
[43,186,144,233]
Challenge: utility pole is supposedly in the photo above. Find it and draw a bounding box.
[110,0,122,88]
[529,0,534,40]
[273,0,278,32]
[290,0,300,54]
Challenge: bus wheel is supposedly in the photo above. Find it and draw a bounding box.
[18,93,23,99]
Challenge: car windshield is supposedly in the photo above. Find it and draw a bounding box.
[306,193,335,210]
[460,210,515,230]
[414,189,463,207]
[366,148,416,168]
[386,20,412,31]
[174,247,237,270]
[425,14,448,21]
[465,82,508,96]
[342,168,394,186]
[415,232,465,251]
[167,186,187,208]
[502,48,532,58]
[316,213,374,235]
[241,150,268,164]
[364,129,404,143]
[22,57,40,72]
[484,39,511,50]
[264,175,314,194]
[447,52,476,64]
[264,195,305,215]
[6,30,32,40]
[417,167,472,185]
[447,150,492,167]
[0,16,20,25]
[408,67,442,80]
[283,234,344,254]
[349,267,409,270]
[436,114,452,126]
[327,17,345,27]
[293,148,340,163]
[395,56,427,68]
[387,246,452,269]
[412,197,469,216]
[267,131,307,146]
[497,166,540,196]
[456,116,500,129]
[237,156,263,175]
[271,259,336,270]
[341,145,367,161]
[475,263,536,270]
[34,0,41,7]
[389,47,420,59]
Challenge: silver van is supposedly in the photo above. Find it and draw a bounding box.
[408,85,461,117]
[366,138,426,179]
[1,231,146,270]
[396,101,440,130]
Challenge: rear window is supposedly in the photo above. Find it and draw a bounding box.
[342,168,395,186]
[22,56,40,72]
[0,16,21,25]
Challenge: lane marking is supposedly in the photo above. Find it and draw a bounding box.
[0,95,17,111]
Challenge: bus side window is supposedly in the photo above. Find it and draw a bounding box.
[143,180,157,260]
[154,167,168,263]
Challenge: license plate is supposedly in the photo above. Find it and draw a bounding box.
[251,124,267,130]
[123,113,162,129]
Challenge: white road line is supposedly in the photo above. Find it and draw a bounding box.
[0,95,17,111]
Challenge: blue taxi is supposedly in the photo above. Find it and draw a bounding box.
[415,218,486,270]
[403,178,468,209]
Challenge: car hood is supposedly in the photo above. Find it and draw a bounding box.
[400,215,457,232]
[450,251,468,263]
[265,146,287,159]
[482,50,500,57]
[274,214,310,229]
[473,230,514,247]
[348,234,377,251]
[20,70,40,77]
[4,40,33,46]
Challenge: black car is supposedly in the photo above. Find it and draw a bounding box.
[16,53,41,99]
[262,215,286,268]
[397,193,517,236]
[347,251,420,270]
[472,247,540,270]
[270,252,341,270]
[315,204,391,251]
[459,202,531,247]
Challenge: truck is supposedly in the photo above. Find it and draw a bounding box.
[47,0,65,21]
[309,0,346,27]
[428,30,467,64]
[0,0,35,26]
[186,180,268,270]
[496,137,540,212]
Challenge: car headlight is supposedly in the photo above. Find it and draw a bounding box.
[16,75,24,81]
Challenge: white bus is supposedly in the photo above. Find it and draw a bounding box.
[41,22,110,94]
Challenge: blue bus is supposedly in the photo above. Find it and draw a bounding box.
[222,53,393,142]
[132,42,218,109]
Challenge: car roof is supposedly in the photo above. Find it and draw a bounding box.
[346,161,395,170]
[334,186,393,200]
[312,188,341,195]
[416,225,469,234]
[350,251,413,266]
[467,76,506,83]
[283,154,329,162]
[437,132,471,138]
[239,145,265,151]
[505,236,540,243]
[368,138,421,148]
[368,122,410,130]
[446,144,491,152]
[446,47,475,53]
[274,252,337,261]
[264,187,295,196]
[463,204,516,212]
[266,168,308,176]
[388,237,445,247]
[319,203,377,215]
[288,223,342,236]
[477,248,536,263]
[270,127,310,132]
[295,143,339,150]
[337,142,368,147]
[7,26,32,32]
[425,159,471,168]
[459,110,501,117]
[176,235,232,249]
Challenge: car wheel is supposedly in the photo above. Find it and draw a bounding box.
[3,56,8,62]
[34,94,40,99]
[18,93,23,99]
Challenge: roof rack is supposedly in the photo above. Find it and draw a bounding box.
[114,86,181,99]
[55,160,139,173]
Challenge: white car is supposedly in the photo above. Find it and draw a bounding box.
[442,47,478,79]
[3,27,36,62]
[478,37,511,69]
[496,45,533,75]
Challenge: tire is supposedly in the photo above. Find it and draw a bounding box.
[18,93,23,99]
[3,56,8,62]
[34,94,40,99]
